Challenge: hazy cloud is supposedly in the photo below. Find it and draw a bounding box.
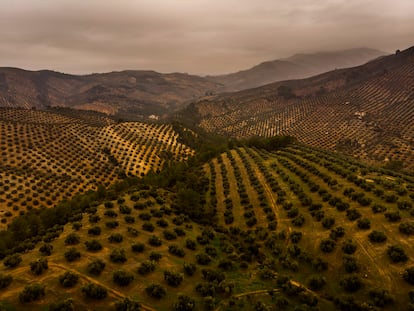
[0,0,413,74]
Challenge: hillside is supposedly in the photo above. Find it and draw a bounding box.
[0,139,413,310]
[187,46,414,171]
[208,48,386,92]
[0,68,220,120]
[0,108,194,229]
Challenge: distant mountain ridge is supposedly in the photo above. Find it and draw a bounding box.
[0,68,220,120]
[208,48,387,91]
[0,47,387,119]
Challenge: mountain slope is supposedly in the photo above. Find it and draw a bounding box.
[186,46,414,171]
[208,48,386,91]
[0,68,220,119]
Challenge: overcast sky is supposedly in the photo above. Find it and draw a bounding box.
[1,0,413,75]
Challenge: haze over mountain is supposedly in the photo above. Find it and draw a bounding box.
[209,48,387,91]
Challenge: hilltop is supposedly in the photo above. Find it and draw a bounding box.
[208,48,386,92]
[184,46,414,172]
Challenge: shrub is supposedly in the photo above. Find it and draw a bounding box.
[368,230,387,243]
[49,298,75,311]
[398,201,412,211]
[340,275,362,292]
[104,201,114,208]
[163,229,177,240]
[142,222,155,232]
[205,246,217,257]
[139,212,152,221]
[127,227,139,237]
[385,210,401,222]
[291,215,305,227]
[403,267,414,285]
[87,259,106,275]
[65,233,80,245]
[185,238,197,250]
[164,270,183,287]
[59,271,79,287]
[368,289,394,307]
[108,233,123,243]
[174,227,186,236]
[183,262,197,276]
[356,218,370,230]
[169,245,186,257]
[131,242,145,253]
[148,235,162,247]
[115,298,141,311]
[342,239,357,254]
[104,210,118,218]
[202,268,225,283]
[330,226,345,240]
[173,295,195,311]
[110,248,127,263]
[372,204,386,213]
[149,252,162,261]
[3,254,22,268]
[289,231,303,244]
[137,260,156,275]
[39,243,53,256]
[106,220,119,228]
[218,259,234,271]
[64,248,81,262]
[145,283,166,299]
[89,215,101,224]
[346,209,361,221]
[322,217,335,229]
[85,240,103,252]
[196,253,212,265]
[124,215,135,224]
[0,273,13,289]
[307,275,326,290]
[399,222,414,235]
[19,283,45,303]
[312,257,328,271]
[30,258,48,275]
[113,270,134,286]
[320,239,336,253]
[119,205,132,215]
[88,226,101,236]
[156,217,169,227]
[81,283,108,300]
[343,255,359,273]
[387,245,408,263]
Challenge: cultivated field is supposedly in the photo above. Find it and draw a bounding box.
[1,141,413,310]
[0,108,194,228]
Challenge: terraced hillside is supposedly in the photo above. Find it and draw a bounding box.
[0,108,194,228]
[190,46,414,171]
[1,141,413,310]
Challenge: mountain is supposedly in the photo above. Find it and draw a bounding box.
[0,68,220,120]
[183,46,414,171]
[208,48,387,91]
